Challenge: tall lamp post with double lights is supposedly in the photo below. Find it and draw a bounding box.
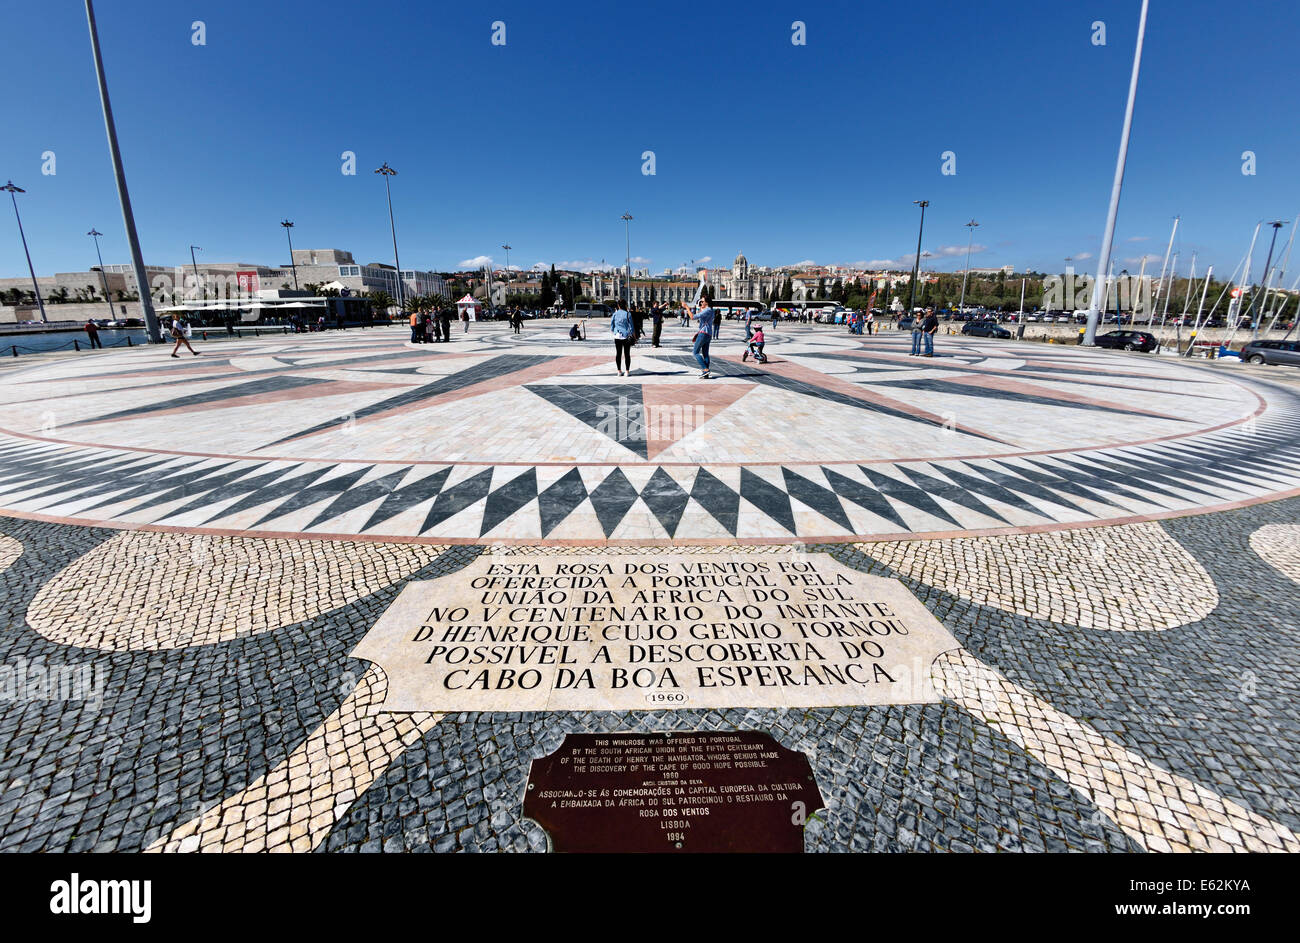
[87,228,114,319]
[189,245,203,302]
[906,200,929,316]
[620,214,633,309]
[2,182,47,323]
[958,219,980,314]
[281,220,299,289]
[374,163,403,313]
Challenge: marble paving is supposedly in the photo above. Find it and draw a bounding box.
[0,321,1296,853]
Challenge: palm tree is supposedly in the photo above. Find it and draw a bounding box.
[368,290,395,318]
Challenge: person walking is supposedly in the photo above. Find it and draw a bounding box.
[83,320,102,350]
[651,304,663,347]
[611,302,635,376]
[169,317,200,357]
[510,308,523,334]
[688,299,715,378]
[922,308,940,357]
[461,307,470,333]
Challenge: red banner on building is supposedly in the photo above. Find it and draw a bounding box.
[237,271,260,294]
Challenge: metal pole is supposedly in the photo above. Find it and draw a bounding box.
[88,228,114,319]
[1084,0,1149,345]
[2,183,47,323]
[190,245,202,301]
[282,220,298,289]
[907,201,928,315]
[958,219,978,314]
[621,214,633,309]
[375,163,402,311]
[1246,221,1286,340]
[85,0,161,343]
[1152,215,1178,323]
[1262,215,1298,335]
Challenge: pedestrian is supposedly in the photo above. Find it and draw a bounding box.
[511,308,523,334]
[651,304,663,347]
[170,317,200,357]
[83,320,102,349]
[569,322,582,341]
[910,314,924,356]
[688,299,715,378]
[865,310,874,335]
[922,308,940,357]
[439,307,452,341]
[409,308,422,344]
[461,308,470,333]
[424,310,436,343]
[611,301,635,376]
[744,308,754,340]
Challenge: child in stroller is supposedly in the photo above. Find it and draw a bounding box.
[742,326,767,363]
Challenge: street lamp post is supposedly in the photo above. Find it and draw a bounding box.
[1,182,47,323]
[281,220,298,289]
[189,245,202,301]
[1084,0,1149,345]
[907,200,929,316]
[85,0,161,343]
[958,219,980,314]
[374,163,403,312]
[87,228,114,319]
[501,244,511,304]
[1247,221,1287,340]
[620,214,633,309]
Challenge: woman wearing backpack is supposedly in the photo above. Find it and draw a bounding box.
[611,302,635,376]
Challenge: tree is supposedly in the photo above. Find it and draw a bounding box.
[369,290,396,318]
[539,271,556,309]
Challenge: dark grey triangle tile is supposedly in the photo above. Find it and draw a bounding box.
[588,468,639,537]
[640,467,689,537]
[690,468,740,535]
[857,466,960,527]
[480,468,539,536]
[362,467,452,532]
[200,466,333,524]
[422,468,494,532]
[306,468,410,530]
[538,469,588,536]
[252,466,375,527]
[821,467,908,529]
[895,466,1011,525]
[740,468,795,534]
[781,467,853,531]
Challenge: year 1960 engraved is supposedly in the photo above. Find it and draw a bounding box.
[646,692,689,705]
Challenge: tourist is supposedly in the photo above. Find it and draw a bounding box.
[910,315,924,356]
[651,305,663,347]
[409,308,422,344]
[461,307,470,333]
[424,309,437,343]
[511,308,523,334]
[688,299,715,378]
[169,317,200,358]
[632,306,645,343]
[742,325,765,363]
[611,302,635,376]
[439,307,452,341]
[83,320,102,350]
[569,322,582,341]
[922,308,940,357]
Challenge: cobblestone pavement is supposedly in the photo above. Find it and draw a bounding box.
[1,490,1296,852]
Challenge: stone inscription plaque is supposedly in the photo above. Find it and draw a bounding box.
[523,731,824,853]
[352,552,960,712]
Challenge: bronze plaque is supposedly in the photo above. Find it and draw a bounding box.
[523,731,824,853]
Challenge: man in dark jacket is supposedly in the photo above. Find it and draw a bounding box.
[922,309,940,357]
[651,305,663,347]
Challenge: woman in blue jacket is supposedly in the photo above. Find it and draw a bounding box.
[611,303,635,376]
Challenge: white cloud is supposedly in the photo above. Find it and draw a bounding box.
[1126,235,1150,242]
[458,255,494,268]
[630,256,651,265]
[1122,254,1164,266]
[1074,251,1094,260]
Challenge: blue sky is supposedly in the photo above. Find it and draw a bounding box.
[1,0,1296,283]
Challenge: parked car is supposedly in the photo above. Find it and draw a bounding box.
[1240,339,1300,366]
[961,321,1012,339]
[1094,330,1157,352]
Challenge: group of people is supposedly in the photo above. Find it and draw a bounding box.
[408,306,468,343]
[609,300,767,379]
[846,310,875,335]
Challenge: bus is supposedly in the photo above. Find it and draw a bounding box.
[705,299,767,320]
